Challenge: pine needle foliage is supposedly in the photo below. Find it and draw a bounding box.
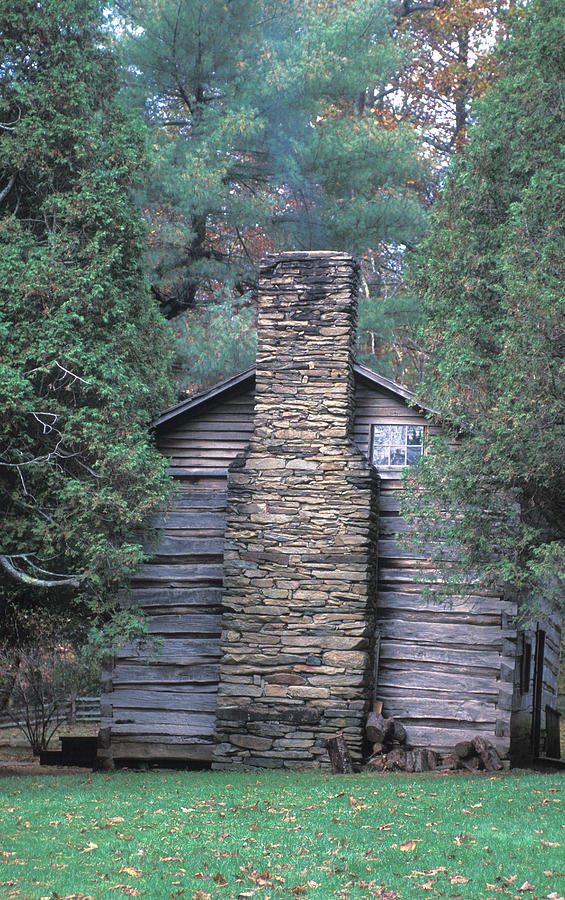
[117,0,427,319]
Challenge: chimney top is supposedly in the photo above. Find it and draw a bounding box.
[253,251,360,448]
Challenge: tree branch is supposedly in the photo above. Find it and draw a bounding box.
[395,0,449,18]
[0,106,22,130]
[0,555,81,588]
[0,173,16,204]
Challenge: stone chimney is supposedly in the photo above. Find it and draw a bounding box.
[213,252,379,770]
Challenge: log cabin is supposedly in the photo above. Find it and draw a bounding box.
[98,252,562,770]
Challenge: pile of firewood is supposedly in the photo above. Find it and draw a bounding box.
[365,708,439,772]
[365,705,504,773]
[442,736,504,772]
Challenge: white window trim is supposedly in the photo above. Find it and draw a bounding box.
[370,423,426,472]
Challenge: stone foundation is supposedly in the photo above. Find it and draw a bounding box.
[213,253,379,770]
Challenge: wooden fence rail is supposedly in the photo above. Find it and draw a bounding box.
[0,696,100,728]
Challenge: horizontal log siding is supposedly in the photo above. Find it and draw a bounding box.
[100,389,255,764]
[353,383,519,757]
[100,389,258,763]
[99,475,227,764]
[375,478,517,756]
[99,375,544,765]
[157,390,255,477]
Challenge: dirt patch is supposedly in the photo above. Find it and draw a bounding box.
[0,761,92,777]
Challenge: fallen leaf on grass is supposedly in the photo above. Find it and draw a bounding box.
[450,875,471,884]
[119,866,141,878]
[47,895,94,899]
[109,888,142,897]
[519,883,535,892]
[400,840,416,852]
[249,869,273,887]
[212,873,227,886]
[416,880,434,890]
[453,833,475,846]
[541,840,562,847]
[503,875,517,885]
[79,842,98,853]
[547,893,565,900]
[106,817,125,824]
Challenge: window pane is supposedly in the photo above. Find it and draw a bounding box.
[390,446,406,466]
[372,424,424,468]
[406,425,423,446]
[406,445,423,465]
[373,446,389,466]
[373,425,405,447]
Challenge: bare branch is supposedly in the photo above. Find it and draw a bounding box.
[52,360,90,388]
[0,173,16,204]
[31,412,59,435]
[0,106,22,130]
[0,554,81,588]
[24,360,90,387]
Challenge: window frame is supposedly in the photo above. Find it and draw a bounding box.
[369,422,426,472]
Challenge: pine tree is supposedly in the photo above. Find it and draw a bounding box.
[117,0,426,320]
[0,0,175,641]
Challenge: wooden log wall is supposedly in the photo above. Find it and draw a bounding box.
[98,373,557,766]
[375,481,517,756]
[158,389,255,479]
[99,388,254,764]
[353,378,518,757]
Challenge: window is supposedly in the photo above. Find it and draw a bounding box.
[371,424,424,468]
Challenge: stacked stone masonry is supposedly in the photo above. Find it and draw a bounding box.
[213,253,379,769]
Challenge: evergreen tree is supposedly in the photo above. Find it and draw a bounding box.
[0,0,175,642]
[117,0,426,322]
[405,0,564,614]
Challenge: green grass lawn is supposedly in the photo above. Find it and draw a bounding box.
[0,769,563,900]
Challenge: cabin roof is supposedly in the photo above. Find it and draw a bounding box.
[153,363,437,430]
